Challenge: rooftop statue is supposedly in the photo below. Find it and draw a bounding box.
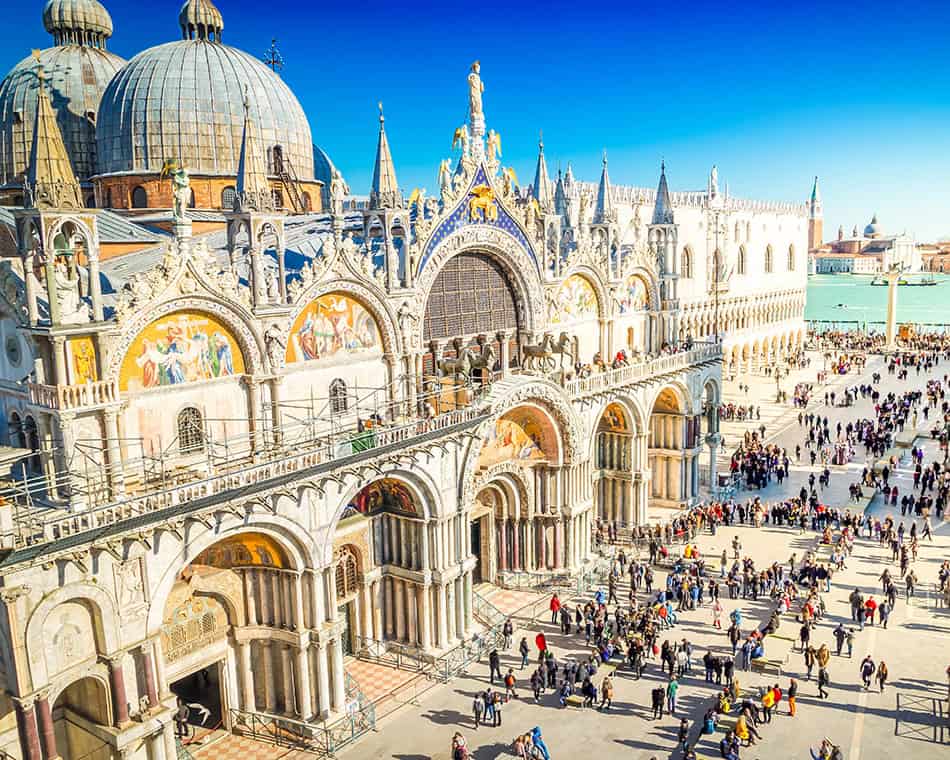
[172,166,190,223]
[468,60,484,121]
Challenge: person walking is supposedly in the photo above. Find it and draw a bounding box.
[519,637,530,669]
[876,661,889,693]
[651,685,665,719]
[502,618,513,649]
[598,675,614,711]
[787,677,798,716]
[818,666,830,699]
[666,676,680,715]
[472,692,484,729]
[549,593,561,624]
[712,599,723,629]
[504,669,518,701]
[860,655,875,690]
[761,687,775,723]
[491,690,503,726]
[489,649,503,684]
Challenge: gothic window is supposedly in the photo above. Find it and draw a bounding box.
[131,186,148,208]
[764,245,774,274]
[423,253,520,342]
[177,407,204,454]
[787,245,795,271]
[681,247,693,278]
[335,547,359,599]
[329,379,347,414]
[221,186,236,209]
[737,246,747,275]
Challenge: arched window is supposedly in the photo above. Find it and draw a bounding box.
[221,186,236,209]
[764,245,774,274]
[737,246,747,275]
[272,189,284,209]
[7,412,23,449]
[787,245,795,271]
[177,407,204,454]
[271,146,285,174]
[681,247,693,278]
[329,379,347,414]
[335,547,359,599]
[131,186,148,208]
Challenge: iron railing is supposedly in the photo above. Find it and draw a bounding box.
[228,703,376,758]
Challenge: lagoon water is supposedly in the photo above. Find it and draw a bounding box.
[805,274,950,326]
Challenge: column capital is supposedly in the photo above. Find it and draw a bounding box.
[14,694,37,711]
[105,652,126,667]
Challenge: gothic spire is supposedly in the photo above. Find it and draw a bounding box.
[370,103,400,209]
[651,160,674,225]
[554,168,568,216]
[26,55,82,210]
[532,132,553,212]
[235,87,273,212]
[593,150,614,223]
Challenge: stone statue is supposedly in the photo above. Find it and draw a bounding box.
[172,167,190,222]
[487,130,501,162]
[709,164,719,198]
[330,169,348,217]
[468,60,484,120]
[264,324,286,371]
[438,159,452,199]
[53,258,88,323]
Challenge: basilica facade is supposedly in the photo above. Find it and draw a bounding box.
[0,2,812,759]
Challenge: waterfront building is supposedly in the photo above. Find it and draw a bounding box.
[0,2,814,758]
[810,213,920,274]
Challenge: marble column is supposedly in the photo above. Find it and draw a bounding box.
[418,584,432,650]
[512,518,521,570]
[436,584,449,648]
[406,582,418,646]
[372,579,383,640]
[148,729,167,760]
[463,571,474,635]
[16,698,41,760]
[262,641,276,713]
[538,520,547,570]
[454,576,464,638]
[108,655,129,726]
[394,578,406,642]
[553,519,562,569]
[330,638,346,711]
[384,576,394,639]
[36,692,57,760]
[498,519,507,571]
[141,642,159,710]
[315,642,331,719]
[281,645,294,714]
[294,644,313,720]
[238,640,256,713]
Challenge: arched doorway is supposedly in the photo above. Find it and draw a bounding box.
[648,386,700,508]
[52,676,111,760]
[162,532,297,734]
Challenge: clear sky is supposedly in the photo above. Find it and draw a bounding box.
[6,0,950,240]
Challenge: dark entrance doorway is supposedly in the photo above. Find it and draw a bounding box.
[470,519,483,584]
[170,664,224,739]
[338,602,354,655]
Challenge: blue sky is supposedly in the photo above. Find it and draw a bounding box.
[6,0,950,240]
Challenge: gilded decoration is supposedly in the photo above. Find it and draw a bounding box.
[160,594,229,664]
[190,532,288,569]
[118,310,245,392]
[286,293,381,364]
[67,336,97,384]
[599,402,629,432]
[549,274,598,324]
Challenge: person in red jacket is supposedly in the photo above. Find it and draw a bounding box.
[549,593,561,623]
[864,597,877,626]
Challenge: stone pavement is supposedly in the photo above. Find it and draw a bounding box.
[333,350,949,760]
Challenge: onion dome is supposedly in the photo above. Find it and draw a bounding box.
[43,0,114,48]
[96,2,314,180]
[179,0,224,41]
[0,1,124,190]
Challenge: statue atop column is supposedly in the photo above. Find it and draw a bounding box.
[170,165,193,242]
[468,61,484,121]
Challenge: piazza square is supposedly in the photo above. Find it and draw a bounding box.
[0,2,944,760]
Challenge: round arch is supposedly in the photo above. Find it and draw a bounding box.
[586,394,647,461]
[145,521,314,637]
[25,582,122,688]
[649,381,692,416]
[557,265,609,320]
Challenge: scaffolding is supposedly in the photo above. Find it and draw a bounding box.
[0,373,490,550]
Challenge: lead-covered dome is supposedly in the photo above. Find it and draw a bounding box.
[96,2,314,180]
[0,1,124,188]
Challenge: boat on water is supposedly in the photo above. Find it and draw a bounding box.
[869,273,940,286]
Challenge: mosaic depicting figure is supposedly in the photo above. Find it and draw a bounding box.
[286,294,380,364]
[351,479,416,515]
[479,412,551,468]
[120,312,245,391]
[618,274,650,314]
[550,275,598,323]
